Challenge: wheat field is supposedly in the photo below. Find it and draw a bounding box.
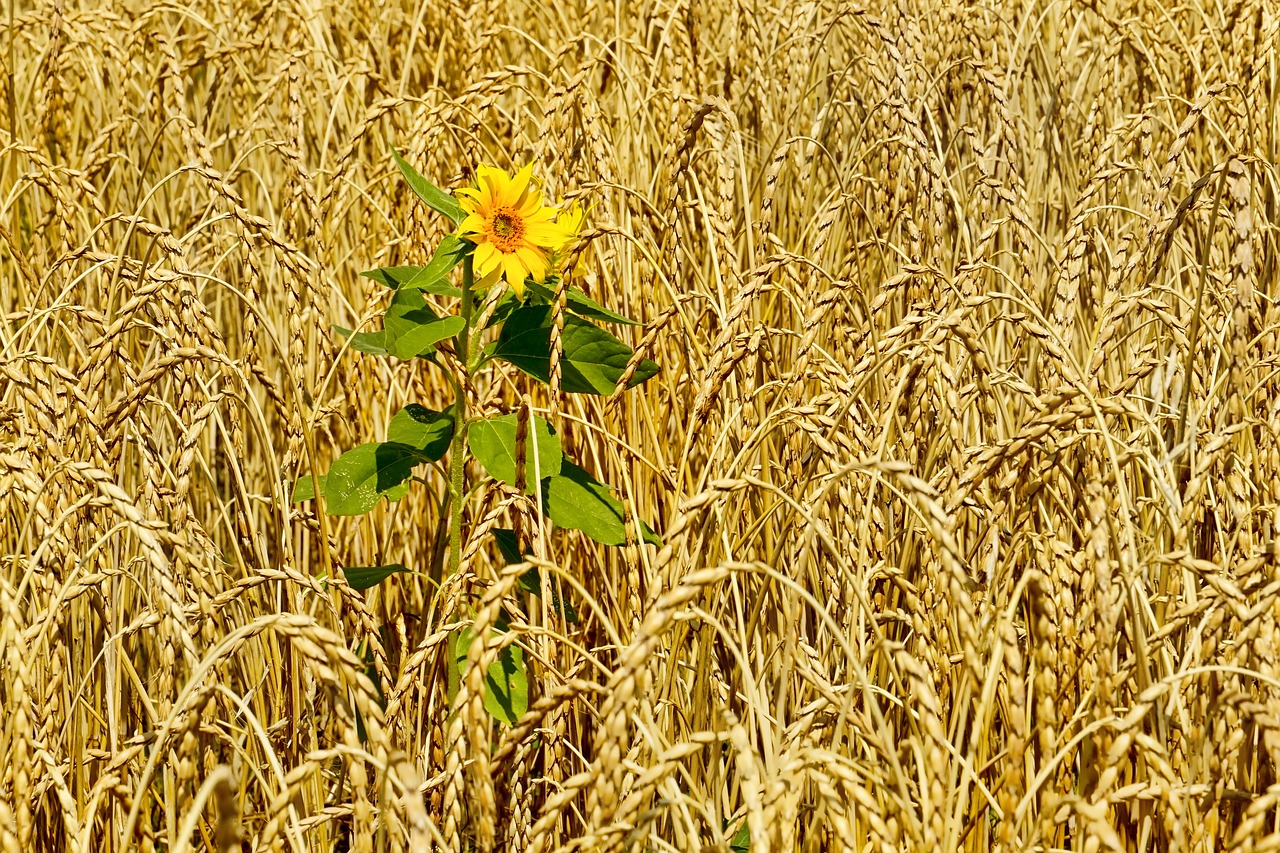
[2,0,1278,849]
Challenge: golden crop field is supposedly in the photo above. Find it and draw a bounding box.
[2,0,1279,849]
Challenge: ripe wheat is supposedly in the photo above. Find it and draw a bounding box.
[2,0,1279,850]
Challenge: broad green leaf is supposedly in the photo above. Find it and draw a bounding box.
[361,264,461,297]
[494,529,579,622]
[468,413,562,491]
[292,475,325,502]
[542,461,626,546]
[342,564,410,590]
[353,640,385,741]
[446,630,463,700]
[446,627,529,726]
[524,280,640,325]
[493,306,660,394]
[640,519,664,547]
[730,820,751,852]
[384,289,466,360]
[492,528,523,564]
[387,404,454,461]
[334,325,389,356]
[399,235,468,294]
[392,149,465,224]
[324,442,422,516]
[361,266,421,288]
[298,471,414,505]
[353,637,381,737]
[519,568,579,623]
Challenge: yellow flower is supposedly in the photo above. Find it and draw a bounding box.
[554,202,586,251]
[454,164,576,297]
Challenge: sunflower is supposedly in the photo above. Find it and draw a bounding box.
[454,164,577,297]
[553,202,586,252]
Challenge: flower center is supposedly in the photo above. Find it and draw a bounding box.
[487,209,525,251]
[493,213,516,237]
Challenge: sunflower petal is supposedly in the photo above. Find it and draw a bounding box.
[555,204,586,248]
[502,253,528,289]
[475,166,505,206]
[475,164,504,185]
[506,163,536,206]
[506,268,526,297]
[523,202,554,221]
[457,213,486,235]
[473,265,503,290]
[523,222,563,246]
[516,247,550,282]
[481,165,509,202]
[474,241,501,277]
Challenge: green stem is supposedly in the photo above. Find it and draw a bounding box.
[447,257,474,576]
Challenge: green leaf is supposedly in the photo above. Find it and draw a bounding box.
[361,266,422,288]
[640,519,664,547]
[518,568,579,623]
[384,289,466,360]
[524,280,640,325]
[492,528,523,564]
[468,413,562,492]
[361,263,461,297]
[392,149,465,224]
[342,564,410,590]
[387,404,454,461]
[353,639,385,741]
[400,235,468,295]
[446,627,529,726]
[542,461,627,545]
[730,820,751,852]
[324,442,422,516]
[352,640,387,742]
[298,469,417,505]
[292,475,325,502]
[493,306,660,394]
[494,529,579,623]
[334,325,389,356]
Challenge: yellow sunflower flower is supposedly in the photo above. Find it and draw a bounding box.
[554,202,586,251]
[454,164,576,297]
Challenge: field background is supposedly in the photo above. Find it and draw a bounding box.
[2,0,1279,850]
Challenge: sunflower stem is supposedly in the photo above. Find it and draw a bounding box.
[447,257,474,577]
